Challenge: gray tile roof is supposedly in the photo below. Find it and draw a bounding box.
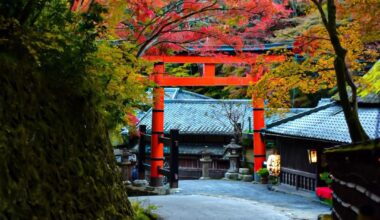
[137,88,211,120]
[264,102,380,143]
[168,88,211,100]
[161,88,212,100]
[138,99,306,135]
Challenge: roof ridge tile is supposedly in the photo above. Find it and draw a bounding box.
[265,102,337,129]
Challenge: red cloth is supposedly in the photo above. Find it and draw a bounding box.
[316,187,333,199]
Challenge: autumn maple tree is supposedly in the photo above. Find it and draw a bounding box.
[71,0,380,144]
[310,0,370,142]
[253,0,378,142]
[72,0,290,57]
[69,0,292,136]
[305,0,379,142]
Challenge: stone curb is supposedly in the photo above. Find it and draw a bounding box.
[268,184,328,206]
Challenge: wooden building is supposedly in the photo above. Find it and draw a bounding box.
[325,140,380,219]
[262,98,380,191]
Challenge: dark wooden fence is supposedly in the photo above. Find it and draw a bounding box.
[325,140,380,220]
[137,125,179,188]
[280,167,317,191]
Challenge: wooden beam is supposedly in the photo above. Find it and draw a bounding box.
[143,55,284,87]
[144,55,285,64]
[150,75,257,86]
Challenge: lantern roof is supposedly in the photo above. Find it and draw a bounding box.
[224,139,242,150]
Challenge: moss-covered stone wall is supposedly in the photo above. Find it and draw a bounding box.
[0,60,134,219]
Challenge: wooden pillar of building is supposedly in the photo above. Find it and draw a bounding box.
[138,125,147,180]
[253,97,266,172]
[151,62,165,186]
[169,129,179,188]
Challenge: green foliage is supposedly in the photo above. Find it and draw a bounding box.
[0,0,135,218]
[89,40,152,134]
[184,64,250,99]
[189,86,232,99]
[359,60,380,97]
[320,172,333,187]
[132,201,159,220]
[271,12,320,43]
[321,198,333,207]
[241,138,252,148]
[257,168,269,177]
[269,176,279,185]
[166,63,199,77]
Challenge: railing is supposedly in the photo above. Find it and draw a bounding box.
[325,140,380,219]
[137,125,179,188]
[280,167,317,191]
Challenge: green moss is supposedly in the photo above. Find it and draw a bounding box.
[325,140,380,154]
[0,1,134,218]
[0,63,134,219]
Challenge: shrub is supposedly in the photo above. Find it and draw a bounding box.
[257,168,269,177]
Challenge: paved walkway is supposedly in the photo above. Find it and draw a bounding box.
[130,180,330,220]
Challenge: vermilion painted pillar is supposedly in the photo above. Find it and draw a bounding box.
[253,97,266,172]
[151,62,165,186]
[203,63,215,77]
[71,0,80,11]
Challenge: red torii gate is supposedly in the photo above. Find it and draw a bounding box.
[144,55,284,186]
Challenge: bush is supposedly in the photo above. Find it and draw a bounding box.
[320,172,333,186]
[257,168,269,177]
[132,202,159,220]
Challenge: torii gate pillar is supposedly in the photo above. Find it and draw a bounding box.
[253,97,266,172]
[151,62,165,186]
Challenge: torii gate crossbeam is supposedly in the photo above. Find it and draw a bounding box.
[145,55,284,187]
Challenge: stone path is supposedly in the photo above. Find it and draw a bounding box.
[130,180,330,220]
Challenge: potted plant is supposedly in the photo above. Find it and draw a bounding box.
[257,168,269,184]
[316,172,333,206]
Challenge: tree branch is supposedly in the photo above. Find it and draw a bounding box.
[136,0,219,57]
[312,0,369,142]
[311,0,329,28]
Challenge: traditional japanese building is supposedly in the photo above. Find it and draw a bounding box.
[136,88,305,179]
[262,98,380,191]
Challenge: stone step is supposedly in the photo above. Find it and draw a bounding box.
[224,172,239,180]
[239,168,250,174]
[240,174,253,182]
[132,179,148,187]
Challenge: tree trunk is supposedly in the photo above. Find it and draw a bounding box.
[334,55,369,142]
[313,0,369,143]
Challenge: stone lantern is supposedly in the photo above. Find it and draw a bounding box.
[119,149,136,182]
[224,139,242,180]
[199,146,213,180]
